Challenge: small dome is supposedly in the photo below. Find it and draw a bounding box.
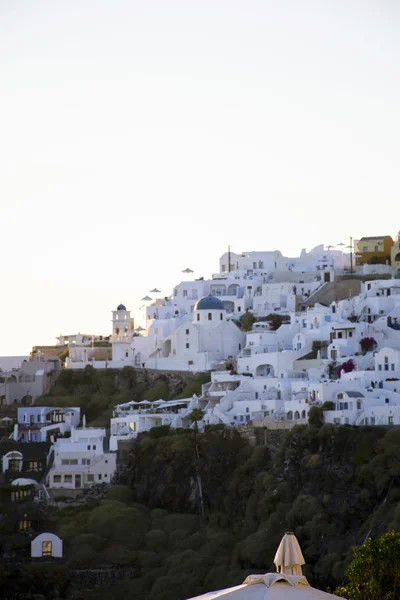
[117,303,127,311]
[194,295,224,311]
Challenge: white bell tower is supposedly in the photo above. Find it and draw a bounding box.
[111,303,133,341]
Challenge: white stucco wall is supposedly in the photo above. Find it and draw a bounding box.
[31,533,63,558]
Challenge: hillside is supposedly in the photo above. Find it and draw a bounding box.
[34,366,211,427]
[3,420,400,599]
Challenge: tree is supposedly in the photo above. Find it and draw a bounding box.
[335,531,400,599]
[326,360,338,380]
[188,408,205,431]
[241,311,255,332]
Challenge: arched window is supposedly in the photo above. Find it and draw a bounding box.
[220,313,223,320]
[197,313,200,321]
[208,313,212,321]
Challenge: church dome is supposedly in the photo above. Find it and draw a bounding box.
[194,295,224,311]
[117,303,127,311]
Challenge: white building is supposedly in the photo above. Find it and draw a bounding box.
[47,426,116,490]
[110,398,192,450]
[31,533,63,558]
[0,356,61,405]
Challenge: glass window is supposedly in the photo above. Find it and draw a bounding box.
[53,475,61,483]
[64,474,72,483]
[87,474,94,482]
[208,313,212,321]
[42,541,52,557]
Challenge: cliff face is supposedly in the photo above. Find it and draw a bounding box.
[118,423,400,590]
[3,422,400,599]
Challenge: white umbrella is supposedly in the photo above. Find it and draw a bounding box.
[186,533,346,600]
[150,288,161,293]
[274,532,305,576]
[182,268,194,273]
[141,295,153,301]
[0,416,13,421]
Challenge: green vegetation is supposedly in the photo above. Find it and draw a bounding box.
[336,531,400,599]
[240,311,255,332]
[33,366,210,427]
[4,415,400,598]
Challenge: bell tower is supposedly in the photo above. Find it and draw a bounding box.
[111,304,133,340]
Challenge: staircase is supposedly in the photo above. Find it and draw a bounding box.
[303,280,362,307]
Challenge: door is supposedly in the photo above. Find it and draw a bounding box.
[75,474,81,489]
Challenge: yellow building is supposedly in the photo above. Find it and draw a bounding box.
[356,235,394,265]
[391,236,400,272]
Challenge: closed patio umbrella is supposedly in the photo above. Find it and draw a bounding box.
[186,533,346,600]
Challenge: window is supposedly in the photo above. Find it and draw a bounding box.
[197,314,200,321]
[19,519,32,532]
[104,473,108,478]
[389,416,394,425]
[186,329,189,335]
[125,351,128,358]
[220,313,223,320]
[349,331,353,338]
[186,343,190,349]
[253,262,257,269]
[392,364,395,370]
[61,459,78,465]
[208,313,212,321]
[338,332,343,339]
[174,288,178,296]
[363,246,368,252]
[42,541,52,557]
[87,445,91,450]
[64,474,72,483]
[375,246,379,252]
[183,290,188,297]
[93,445,96,450]
[87,474,94,482]
[238,306,241,312]
[81,458,90,465]
[28,461,40,471]
[53,475,61,483]
[98,474,102,480]
[105,459,108,463]
[116,314,119,320]
[221,264,225,272]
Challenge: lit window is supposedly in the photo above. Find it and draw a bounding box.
[42,541,52,557]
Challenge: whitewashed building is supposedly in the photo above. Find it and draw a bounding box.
[47,426,116,490]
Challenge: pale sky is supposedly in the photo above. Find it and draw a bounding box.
[0,0,399,355]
